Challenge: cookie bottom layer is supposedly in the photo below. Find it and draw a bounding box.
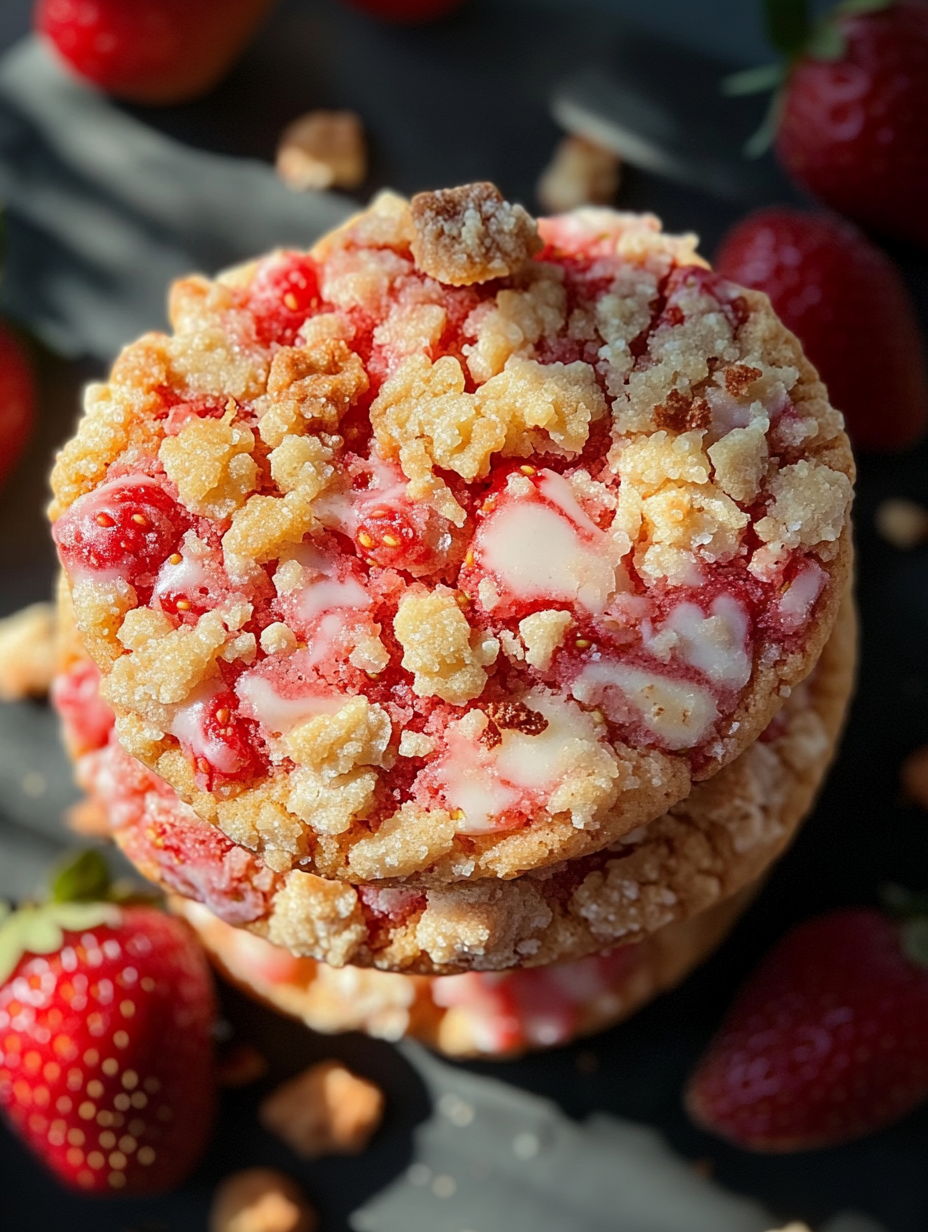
[175,886,757,1060]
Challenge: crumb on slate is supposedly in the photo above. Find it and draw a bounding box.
[410,182,542,285]
[210,1167,316,1232]
[259,1060,385,1158]
[0,602,57,701]
[901,744,928,811]
[276,110,367,191]
[537,135,621,214]
[875,497,928,550]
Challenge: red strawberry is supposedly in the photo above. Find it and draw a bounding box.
[53,476,189,583]
[0,852,216,1193]
[686,906,928,1150]
[776,0,928,249]
[35,0,276,105]
[716,207,928,452]
[0,323,36,492]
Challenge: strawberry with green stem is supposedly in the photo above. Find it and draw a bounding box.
[0,850,216,1193]
[686,887,928,1150]
[726,0,928,248]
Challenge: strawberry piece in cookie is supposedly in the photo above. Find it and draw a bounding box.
[49,185,854,886]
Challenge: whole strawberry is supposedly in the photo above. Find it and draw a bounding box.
[0,322,36,492]
[0,852,216,1193]
[686,905,928,1151]
[732,0,928,248]
[716,207,928,451]
[35,0,276,105]
[776,1,928,248]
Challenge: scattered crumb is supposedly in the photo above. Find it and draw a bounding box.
[537,135,621,214]
[689,1156,715,1179]
[217,1042,269,1088]
[764,1225,812,1232]
[902,744,928,810]
[410,182,542,286]
[875,497,928,550]
[65,797,111,837]
[258,1060,385,1158]
[0,602,57,701]
[210,1167,316,1232]
[276,110,367,192]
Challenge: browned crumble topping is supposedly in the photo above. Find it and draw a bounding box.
[409,182,543,286]
[275,109,367,193]
[486,699,550,735]
[654,389,711,433]
[724,364,763,397]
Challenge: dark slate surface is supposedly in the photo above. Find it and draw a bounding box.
[0,1,927,1228]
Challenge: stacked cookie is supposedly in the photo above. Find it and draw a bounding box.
[49,184,856,1057]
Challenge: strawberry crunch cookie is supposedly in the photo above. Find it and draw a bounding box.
[175,888,756,1059]
[54,588,854,974]
[49,184,854,885]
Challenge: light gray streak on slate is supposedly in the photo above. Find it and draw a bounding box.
[350,1042,777,1232]
[0,38,354,362]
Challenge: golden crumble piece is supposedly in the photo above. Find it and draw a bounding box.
[285,697,391,835]
[518,609,572,670]
[286,695,391,771]
[0,603,57,701]
[159,405,258,519]
[463,273,566,382]
[102,609,230,725]
[222,493,317,582]
[209,1167,317,1232]
[398,730,435,758]
[256,338,369,448]
[348,802,456,880]
[276,109,367,192]
[394,588,499,703]
[707,419,770,504]
[348,631,391,675]
[371,353,602,522]
[259,1060,385,1159]
[260,622,299,656]
[268,871,368,965]
[410,182,543,286]
[754,461,853,558]
[537,135,621,214]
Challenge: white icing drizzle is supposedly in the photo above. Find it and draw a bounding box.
[478,470,618,613]
[571,661,719,749]
[660,595,751,690]
[169,683,241,774]
[235,672,342,736]
[778,562,826,631]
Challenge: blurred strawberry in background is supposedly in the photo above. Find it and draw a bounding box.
[344,0,465,21]
[687,901,928,1151]
[716,207,928,452]
[732,0,928,249]
[0,323,35,492]
[35,0,277,105]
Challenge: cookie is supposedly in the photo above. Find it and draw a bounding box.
[55,585,855,974]
[50,185,854,884]
[174,886,756,1059]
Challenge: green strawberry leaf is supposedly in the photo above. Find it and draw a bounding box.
[806,20,847,60]
[880,882,928,919]
[50,847,111,904]
[721,63,786,96]
[763,0,812,57]
[0,902,121,985]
